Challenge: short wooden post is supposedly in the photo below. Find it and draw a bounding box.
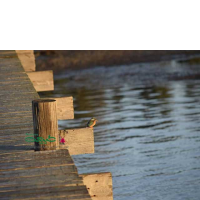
[32,99,59,151]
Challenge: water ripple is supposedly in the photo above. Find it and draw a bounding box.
[41,61,200,200]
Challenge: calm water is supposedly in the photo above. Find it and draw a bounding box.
[40,60,200,200]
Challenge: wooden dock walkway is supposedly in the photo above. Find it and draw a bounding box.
[0,51,92,200]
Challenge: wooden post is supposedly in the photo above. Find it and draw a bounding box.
[42,97,74,120]
[32,99,59,151]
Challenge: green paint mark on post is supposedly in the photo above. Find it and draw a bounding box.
[25,133,56,144]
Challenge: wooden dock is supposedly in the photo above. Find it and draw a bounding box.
[0,50,113,200]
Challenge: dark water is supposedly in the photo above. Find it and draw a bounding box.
[40,60,200,200]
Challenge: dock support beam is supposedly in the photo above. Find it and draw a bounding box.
[32,99,59,151]
[80,172,113,200]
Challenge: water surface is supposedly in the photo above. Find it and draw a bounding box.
[40,60,200,200]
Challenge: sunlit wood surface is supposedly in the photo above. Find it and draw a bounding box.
[0,50,92,200]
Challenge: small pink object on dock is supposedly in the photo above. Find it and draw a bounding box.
[60,137,65,144]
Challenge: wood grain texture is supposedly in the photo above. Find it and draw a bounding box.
[0,50,39,152]
[32,99,59,151]
[59,128,94,155]
[0,149,90,199]
[42,97,74,120]
[80,173,113,200]
[27,71,54,92]
[0,51,92,200]
[16,50,36,72]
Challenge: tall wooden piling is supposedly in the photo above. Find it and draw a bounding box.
[32,99,59,151]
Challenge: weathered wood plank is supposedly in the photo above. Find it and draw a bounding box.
[0,153,73,163]
[0,150,71,161]
[0,171,78,181]
[0,173,82,184]
[0,158,74,170]
[59,128,94,155]
[80,173,113,200]
[0,178,82,189]
[16,50,36,72]
[12,195,92,200]
[0,165,78,179]
[26,71,54,92]
[0,185,90,198]
[0,177,83,191]
[42,97,74,120]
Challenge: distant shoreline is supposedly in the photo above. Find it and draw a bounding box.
[35,50,200,73]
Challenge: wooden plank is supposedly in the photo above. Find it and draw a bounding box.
[0,158,73,170]
[0,166,77,179]
[80,173,113,200]
[16,50,36,72]
[13,195,92,200]
[0,173,82,184]
[0,149,70,160]
[42,97,74,120]
[59,128,94,155]
[26,71,54,92]
[0,185,90,198]
[0,150,73,163]
[0,175,83,190]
